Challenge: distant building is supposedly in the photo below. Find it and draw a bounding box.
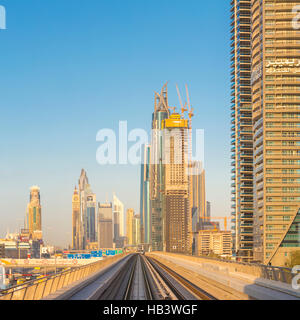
[86,192,96,243]
[0,239,30,259]
[0,244,5,258]
[162,113,191,254]
[206,201,211,220]
[132,214,141,246]
[26,186,42,241]
[72,187,81,250]
[77,169,97,250]
[150,84,169,252]
[114,237,127,249]
[98,203,113,249]
[197,230,232,258]
[189,161,206,254]
[140,144,151,245]
[20,229,30,243]
[31,240,41,259]
[78,169,89,250]
[126,209,140,246]
[113,194,125,242]
[86,242,98,251]
[198,220,220,231]
[126,209,135,245]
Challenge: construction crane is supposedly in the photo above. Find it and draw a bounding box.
[199,216,231,232]
[168,106,177,114]
[176,84,188,117]
[185,84,194,163]
[185,84,194,126]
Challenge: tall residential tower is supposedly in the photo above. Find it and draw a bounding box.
[231,0,300,265]
[251,0,300,265]
[230,0,254,262]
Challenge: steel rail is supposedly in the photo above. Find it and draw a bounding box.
[146,256,217,300]
[145,256,192,300]
[139,255,154,300]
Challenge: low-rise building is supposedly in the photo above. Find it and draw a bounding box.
[197,230,232,258]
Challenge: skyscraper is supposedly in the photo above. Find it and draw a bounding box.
[77,169,97,250]
[230,0,254,262]
[132,214,141,246]
[113,194,125,242]
[126,208,135,245]
[86,190,96,244]
[189,162,207,230]
[162,113,192,254]
[251,0,300,266]
[78,169,89,249]
[98,203,113,249]
[140,144,151,245]
[126,209,140,246]
[231,0,300,265]
[26,186,42,241]
[150,84,170,251]
[149,83,195,254]
[72,186,80,250]
[189,161,206,254]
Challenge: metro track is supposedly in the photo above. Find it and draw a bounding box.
[61,253,217,300]
[146,256,217,300]
[95,254,217,300]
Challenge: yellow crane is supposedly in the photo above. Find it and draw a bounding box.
[200,216,231,231]
[185,84,194,125]
[168,106,177,114]
[176,84,188,117]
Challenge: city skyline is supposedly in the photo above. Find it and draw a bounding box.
[0,0,231,247]
[0,0,300,304]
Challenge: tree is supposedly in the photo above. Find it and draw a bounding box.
[285,250,300,268]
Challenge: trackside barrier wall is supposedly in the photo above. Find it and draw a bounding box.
[0,253,126,300]
[148,252,293,284]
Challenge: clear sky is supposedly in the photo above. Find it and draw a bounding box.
[0,0,231,247]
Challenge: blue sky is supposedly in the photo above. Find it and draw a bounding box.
[0,0,231,247]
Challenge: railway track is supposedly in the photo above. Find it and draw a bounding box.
[93,254,217,300]
[146,256,217,300]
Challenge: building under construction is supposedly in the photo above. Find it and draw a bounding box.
[149,83,196,254]
[162,113,192,253]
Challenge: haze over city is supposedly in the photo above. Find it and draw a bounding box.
[0,0,230,247]
[0,0,300,306]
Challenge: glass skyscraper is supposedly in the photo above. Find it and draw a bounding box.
[140,144,151,245]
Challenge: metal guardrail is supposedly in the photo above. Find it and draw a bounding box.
[261,265,293,284]
[200,256,293,283]
[0,254,126,300]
